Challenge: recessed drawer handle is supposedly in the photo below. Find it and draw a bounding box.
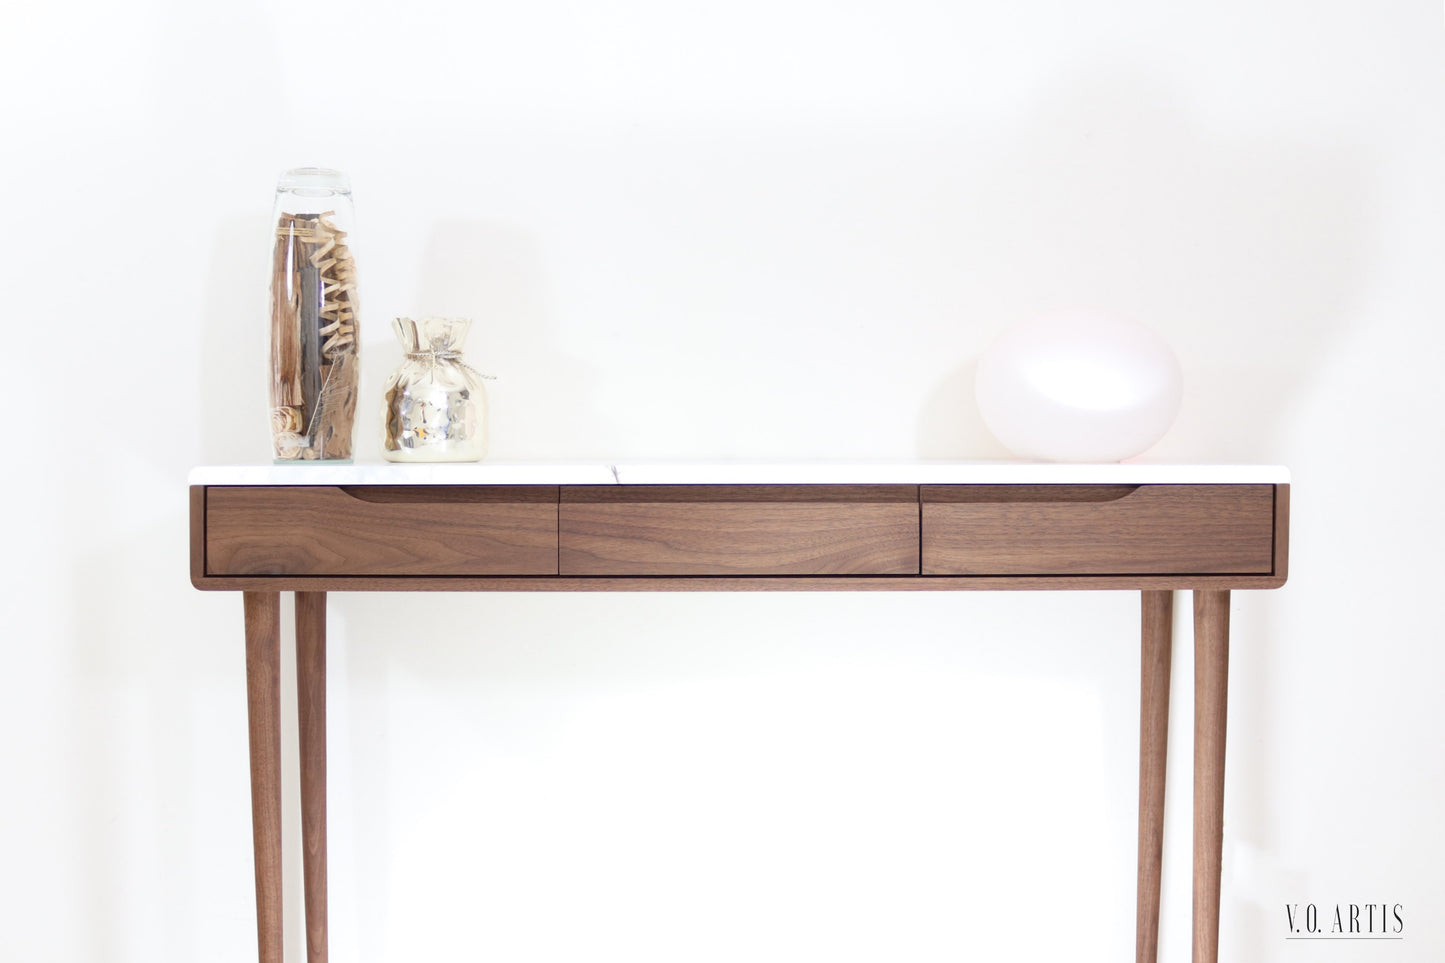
[924,485,1141,504]
[339,485,559,505]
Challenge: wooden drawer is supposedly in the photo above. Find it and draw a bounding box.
[204,486,558,576]
[921,484,1276,576]
[559,485,920,576]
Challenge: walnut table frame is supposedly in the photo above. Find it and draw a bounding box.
[189,462,1290,963]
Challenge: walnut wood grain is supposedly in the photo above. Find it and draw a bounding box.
[296,593,328,963]
[206,486,559,577]
[1137,591,1173,963]
[1273,485,1290,581]
[192,573,1289,593]
[192,483,1290,589]
[243,592,283,963]
[1193,590,1230,963]
[190,486,206,585]
[921,484,1276,576]
[559,485,920,575]
[194,477,1289,963]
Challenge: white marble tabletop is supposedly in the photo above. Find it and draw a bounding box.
[189,461,1290,486]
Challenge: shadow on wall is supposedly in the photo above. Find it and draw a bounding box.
[199,215,274,465]
[915,65,1371,462]
[912,63,1372,954]
[197,216,611,463]
[175,62,1371,961]
[396,220,612,460]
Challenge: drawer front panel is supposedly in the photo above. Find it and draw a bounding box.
[205,486,558,576]
[921,484,1276,576]
[559,485,920,576]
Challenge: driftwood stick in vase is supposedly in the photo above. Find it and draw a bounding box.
[309,215,359,460]
[313,353,357,459]
[270,216,310,459]
[314,360,335,457]
[295,217,325,460]
[271,217,303,410]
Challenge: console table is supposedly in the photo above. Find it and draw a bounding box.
[189,462,1290,963]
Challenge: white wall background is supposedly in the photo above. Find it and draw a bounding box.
[1,1,1441,960]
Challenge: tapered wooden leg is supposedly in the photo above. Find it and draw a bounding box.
[1137,590,1173,963]
[1193,590,1230,963]
[244,592,284,963]
[296,592,329,963]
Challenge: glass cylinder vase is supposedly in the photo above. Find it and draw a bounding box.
[382,317,488,462]
[268,167,361,462]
